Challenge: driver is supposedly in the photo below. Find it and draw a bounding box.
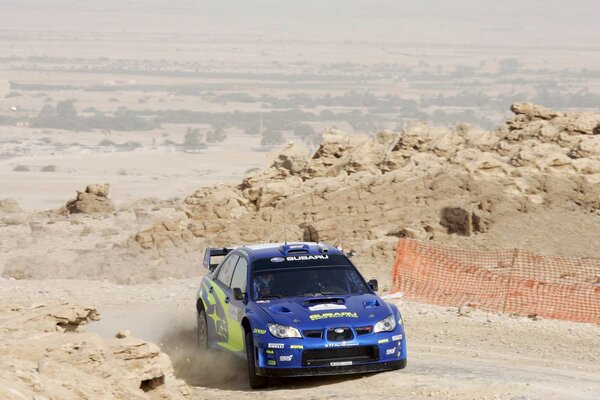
[254,273,274,299]
[301,269,326,294]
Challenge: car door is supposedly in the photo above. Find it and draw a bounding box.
[207,253,239,346]
[226,256,248,352]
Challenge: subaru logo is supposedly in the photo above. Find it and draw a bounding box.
[334,328,345,334]
[270,257,285,263]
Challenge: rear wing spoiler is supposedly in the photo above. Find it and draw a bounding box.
[203,247,233,272]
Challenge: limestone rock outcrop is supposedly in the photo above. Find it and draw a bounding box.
[66,183,116,214]
[0,303,189,399]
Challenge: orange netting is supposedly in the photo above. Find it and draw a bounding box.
[391,238,600,324]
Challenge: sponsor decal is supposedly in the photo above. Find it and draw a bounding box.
[253,328,266,335]
[309,312,359,321]
[270,257,285,263]
[256,300,270,304]
[308,304,347,312]
[286,255,329,261]
[385,348,396,355]
[228,305,242,321]
[267,360,276,366]
[268,343,285,349]
[290,344,304,349]
[325,341,359,348]
[279,355,293,362]
[330,361,353,367]
[392,334,403,341]
[266,350,274,354]
[378,338,389,344]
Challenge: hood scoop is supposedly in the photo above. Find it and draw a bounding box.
[363,299,381,308]
[304,298,345,306]
[268,305,292,314]
[304,298,347,312]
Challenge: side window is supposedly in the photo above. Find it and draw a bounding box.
[230,257,248,293]
[216,254,239,288]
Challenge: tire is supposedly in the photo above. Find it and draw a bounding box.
[245,331,269,389]
[196,309,209,349]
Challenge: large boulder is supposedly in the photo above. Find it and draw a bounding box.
[510,102,560,120]
[270,142,309,174]
[66,183,115,214]
[0,303,189,399]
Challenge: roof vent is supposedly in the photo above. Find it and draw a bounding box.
[279,243,310,255]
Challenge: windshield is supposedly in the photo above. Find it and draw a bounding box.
[251,265,370,300]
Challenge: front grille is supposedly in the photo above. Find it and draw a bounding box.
[355,326,373,335]
[302,346,379,366]
[303,329,324,339]
[327,327,353,341]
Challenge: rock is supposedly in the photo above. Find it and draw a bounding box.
[511,102,559,120]
[1,213,28,225]
[271,142,309,174]
[303,128,366,177]
[115,329,131,338]
[300,223,319,242]
[0,198,22,214]
[440,207,485,236]
[456,124,500,152]
[185,184,249,219]
[557,112,600,135]
[85,183,110,197]
[0,303,189,399]
[431,132,465,157]
[66,184,116,214]
[569,136,600,158]
[255,176,303,209]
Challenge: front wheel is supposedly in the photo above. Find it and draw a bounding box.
[245,332,269,389]
[197,309,208,349]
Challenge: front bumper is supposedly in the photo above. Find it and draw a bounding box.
[258,358,406,377]
[253,327,407,377]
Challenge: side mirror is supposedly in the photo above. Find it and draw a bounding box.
[368,279,378,292]
[233,287,244,301]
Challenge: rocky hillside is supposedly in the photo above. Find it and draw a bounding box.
[2,103,600,286]
[124,103,600,287]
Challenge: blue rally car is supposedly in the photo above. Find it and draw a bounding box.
[196,242,407,388]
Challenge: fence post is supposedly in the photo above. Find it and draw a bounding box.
[501,248,519,314]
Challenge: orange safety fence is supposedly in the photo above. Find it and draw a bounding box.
[391,238,600,324]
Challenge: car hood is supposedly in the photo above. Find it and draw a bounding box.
[255,293,392,328]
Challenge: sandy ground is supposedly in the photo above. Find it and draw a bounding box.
[3,277,598,400]
[0,133,269,210]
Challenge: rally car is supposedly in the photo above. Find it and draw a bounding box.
[195,242,407,388]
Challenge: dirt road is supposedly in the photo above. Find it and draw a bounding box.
[3,278,598,400]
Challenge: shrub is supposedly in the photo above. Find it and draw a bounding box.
[99,139,116,146]
[13,165,29,172]
[41,165,57,172]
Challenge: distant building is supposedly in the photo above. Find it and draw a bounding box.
[0,80,9,98]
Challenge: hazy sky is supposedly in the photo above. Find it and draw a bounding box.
[1,0,599,47]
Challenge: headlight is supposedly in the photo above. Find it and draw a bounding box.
[373,314,397,333]
[268,323,302,338]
